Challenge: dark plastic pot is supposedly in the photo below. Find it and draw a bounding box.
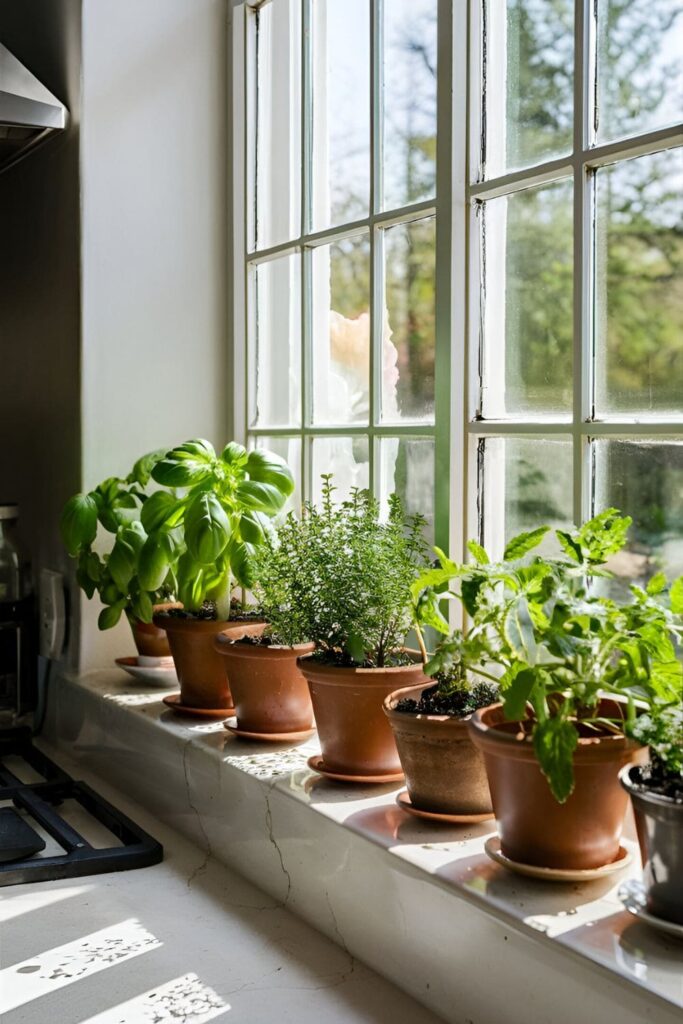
[620,764,683,925]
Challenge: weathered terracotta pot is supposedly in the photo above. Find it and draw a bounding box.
[130,603,181,658]
[383,683,493,815]
[298,656,429,777]
[621,764,683,925]
[469,701,644,869]
[215,636,316,733]
[153,614,266,710]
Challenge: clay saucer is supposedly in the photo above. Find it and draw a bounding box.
[396,790,495,824]
[484,835,632,882]
[162,694,235,719]
[115,656,178,689]
[224,718,315,743]
[307,753,404,785]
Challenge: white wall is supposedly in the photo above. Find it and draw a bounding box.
[79,0,230,667]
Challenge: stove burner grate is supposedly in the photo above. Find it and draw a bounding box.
[0,728,163,886]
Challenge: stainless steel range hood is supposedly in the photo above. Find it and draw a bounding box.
[0,42,68,173]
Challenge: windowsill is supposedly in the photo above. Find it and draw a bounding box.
[44,670,683,1024]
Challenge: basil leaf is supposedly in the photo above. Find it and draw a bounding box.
[138,533,172,591]
[238,510,273,545]
[245,450,295,497]
[141,490,184,533]
[98,602,125,630]
[184,492,231,564]
[60,493,98,556]
[127,448,167,486]
[236,480,288,515]
[220,442,248,468]
[230,540,256,587]
[151,439,217,487]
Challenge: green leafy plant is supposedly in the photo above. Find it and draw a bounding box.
[629,706,683,781]
[252,476,428,666]
[145,440,294,620]
[413,509,683,803]
[60,449,179,630]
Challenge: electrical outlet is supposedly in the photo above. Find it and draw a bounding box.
[39,569,65,659]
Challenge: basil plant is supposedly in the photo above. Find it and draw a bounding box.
[60,449,175,630]
[146,439,294,620]
[413,510,683,804]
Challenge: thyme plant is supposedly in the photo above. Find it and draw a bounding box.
[252,476,428,666]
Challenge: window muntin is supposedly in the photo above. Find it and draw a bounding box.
[238,0,682,589]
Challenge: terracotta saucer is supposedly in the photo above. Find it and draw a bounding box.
[484,835,632,882]
[224,718,315,743]
[115,655,178,689]
[307,754,404,785]
[396,790,495,824]
[162,694,235,719]
[619,879,683,939]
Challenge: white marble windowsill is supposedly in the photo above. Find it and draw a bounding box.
[41,669,683,1024]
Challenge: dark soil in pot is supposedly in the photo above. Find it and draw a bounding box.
[299,655,428,777]
[153,614,266,709]
[621,764,683,925]
[469,700,645,870]
[384,682,496,815]
[215,634,315,733]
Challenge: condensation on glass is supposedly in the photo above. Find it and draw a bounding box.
[255,435,302,513]
[594,148,683,417]
[252,0,302,251]
[479,177,573,419]
[595,0,683,145]
[478,435,574,557]
[382,216,436,423]
[480,0,574,180]
[310,436,370,502]
[311,0,370,229]
[311,233,371,425]
[249,253,302,428]
[382,0,437,211]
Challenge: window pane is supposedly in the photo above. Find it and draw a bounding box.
[254,436,302,514]
[479,436,573,557]
[382,217,435,423]
[595,0,683,145]
[311,234,370,425]
[249,254,301,428]
[311,0,370,229]
[382,0,437,211]
[252,0,301,251]
[480,178,573,418]
[594,150,683,417]
[310,436,370,503]
[378,437,435,542]
[482,0,573,180]
[594,439,683,594]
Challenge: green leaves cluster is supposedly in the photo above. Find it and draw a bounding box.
[630,706,683,779]
[252,476,428,665]
[413,509,683,803]
[61,439,294,629]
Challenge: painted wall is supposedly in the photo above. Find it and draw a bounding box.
[79,0,230,666]
[0,0,83,668]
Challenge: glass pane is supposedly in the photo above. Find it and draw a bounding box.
[378,437,435,542]
[249,254,302,428]
[310,436,370,503]
[480,178,573,418]
[483,0,573,179]
[311,234,370,425]
[253,435,302,514]
[311,0,370,229]
[594,150,683,417]
[252,0,301,250]
[382,0,437,211]
[382,217,436,423]
[596,0,683,145]
[479,436,573,558]
[594,439,683,595]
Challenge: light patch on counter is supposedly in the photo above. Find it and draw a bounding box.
[0,884,93,924]
[0,918,161,1013]
[78,973,227,1023]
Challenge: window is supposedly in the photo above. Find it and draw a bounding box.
[233,0,683,592]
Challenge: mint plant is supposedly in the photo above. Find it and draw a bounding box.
[146,440,294,620]
[252,476,428,665]
[414,510,683,802]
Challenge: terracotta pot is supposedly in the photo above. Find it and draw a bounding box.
[130,602,181,658]
[215,636,316,733]
[383,683,493,815]
[153,614,266,709]
[298,656,429,777]
[620,764,683,925]
[469,701,644,869]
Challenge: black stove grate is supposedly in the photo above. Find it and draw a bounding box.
[0,728,163,886]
